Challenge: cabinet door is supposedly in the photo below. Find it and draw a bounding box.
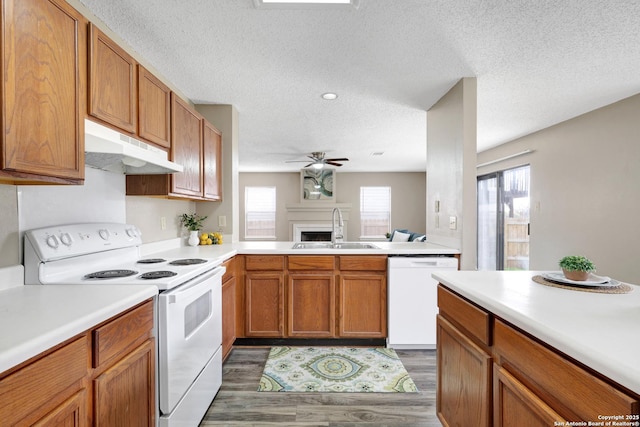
[33,389,87,427]
[170,93,203,198]
[337,273,387,338]
[436,315,492,427]
[2,0,85,182]
[203,119,222,200]
[94,339,155,427]
[494,364,566,427]
[287,273,335,337]
[88,24,137,134]
[222,276,236,360]
[138,65,170,149]
[245,272,284,337]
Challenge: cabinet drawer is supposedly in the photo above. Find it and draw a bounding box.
[0,336,88,425]
[437,285,491,346]
[494,319,639,420]
[339,255,387,271]
[93,300,154,369]
[245,255,284,271]
[288,256,335,270]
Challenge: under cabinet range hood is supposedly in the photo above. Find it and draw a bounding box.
[84,119,183,174]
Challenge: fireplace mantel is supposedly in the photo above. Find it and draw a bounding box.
[286,203,352,241]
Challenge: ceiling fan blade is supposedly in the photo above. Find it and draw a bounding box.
[326,161,343,167]
[304,162,314,168]
[325,158,349,162]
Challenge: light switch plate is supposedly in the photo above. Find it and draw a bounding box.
[218,215,227,227]
[449,216,457,230]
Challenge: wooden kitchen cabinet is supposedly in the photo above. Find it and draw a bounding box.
[0,299,155,426]
[493,364,566,427]
[93,340,155,426]
[221,257,237,360]
[437,283,640,426]
[138,65,171,149]
[337,256,387,338]
[0,336,89,425]
[88,24,137,134]
[436,314,492,427]
[126,93,223,201]
[1,0,86,184]
[287,256,336,337]
[92,299,155,425]
[244,256,285,337]
[203,119,223,200]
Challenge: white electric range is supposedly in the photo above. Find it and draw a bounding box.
[23,223,225,427]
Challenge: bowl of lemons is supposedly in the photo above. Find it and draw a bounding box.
[199,232,223,245]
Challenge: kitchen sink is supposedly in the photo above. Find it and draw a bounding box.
[291,242,380,249]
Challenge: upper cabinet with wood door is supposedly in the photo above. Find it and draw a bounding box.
[203,119,222,200]
[88,24,137,134]
[126,94,223,201]
[138,65,171,149]
[1,0,86,184]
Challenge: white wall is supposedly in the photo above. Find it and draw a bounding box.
[426,78,478,269]
[477,93,640,284]
[239,172,426,241]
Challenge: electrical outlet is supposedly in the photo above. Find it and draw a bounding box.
[449,216,457,230]
[218,215,227,227]
[160,217,166,230]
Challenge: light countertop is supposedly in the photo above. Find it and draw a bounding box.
[142,239,460,259]
[432,270,640,395]
[0,284,157,374]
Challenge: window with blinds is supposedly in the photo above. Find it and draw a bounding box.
[245,186,276,239]
[360,186,391,238]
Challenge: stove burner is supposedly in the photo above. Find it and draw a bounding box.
[169,258,208,266]
[139,271,178,280]
[84,269,138,279]
[137,258,166,264]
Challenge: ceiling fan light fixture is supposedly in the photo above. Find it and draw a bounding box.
[311,162,324,170]
[321,92,338,100]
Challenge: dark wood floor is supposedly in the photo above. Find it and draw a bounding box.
[200,347,442,427]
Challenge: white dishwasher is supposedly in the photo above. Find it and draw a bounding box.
[387,256,459,349]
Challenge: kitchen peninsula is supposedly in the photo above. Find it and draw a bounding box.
[433,270,640,425]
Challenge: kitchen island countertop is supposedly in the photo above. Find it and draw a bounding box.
[432,270,640,395]
[0,284,157,374]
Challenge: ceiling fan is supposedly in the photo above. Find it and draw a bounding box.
[286,152,349,169]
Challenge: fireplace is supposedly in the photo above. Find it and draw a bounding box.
[292,223,348,242]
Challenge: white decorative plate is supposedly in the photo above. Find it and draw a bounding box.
[542,272,620,287]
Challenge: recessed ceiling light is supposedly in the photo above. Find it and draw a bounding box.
[371,151,385,156]
[321,92,338,100]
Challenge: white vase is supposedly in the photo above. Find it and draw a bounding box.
[187,230,200,246]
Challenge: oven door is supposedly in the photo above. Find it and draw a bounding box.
[158,266,224,414]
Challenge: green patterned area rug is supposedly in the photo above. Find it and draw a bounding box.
[258,347,418,393]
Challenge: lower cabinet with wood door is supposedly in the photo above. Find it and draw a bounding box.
[239,255,387,340]
[436,284,640,427]
[221,257,237,360]
[0,299,155,426]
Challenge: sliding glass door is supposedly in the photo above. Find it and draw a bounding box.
[477,165,530,270]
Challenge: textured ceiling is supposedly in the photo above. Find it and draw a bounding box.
[78,0,640,172]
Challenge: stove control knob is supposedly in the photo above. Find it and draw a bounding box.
[45,235,59,249]
[126,228,138,238]
[60,233,73,246]
[98,229,110,240]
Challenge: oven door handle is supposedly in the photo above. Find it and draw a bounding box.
[166,266,225,304]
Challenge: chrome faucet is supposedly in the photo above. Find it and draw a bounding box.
[332,207,344,244]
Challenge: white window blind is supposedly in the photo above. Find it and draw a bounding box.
[360,186,391,238]
[245,186,276,239]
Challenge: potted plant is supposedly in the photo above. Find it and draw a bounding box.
[180,213,208,246]
[558,255,595,281]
